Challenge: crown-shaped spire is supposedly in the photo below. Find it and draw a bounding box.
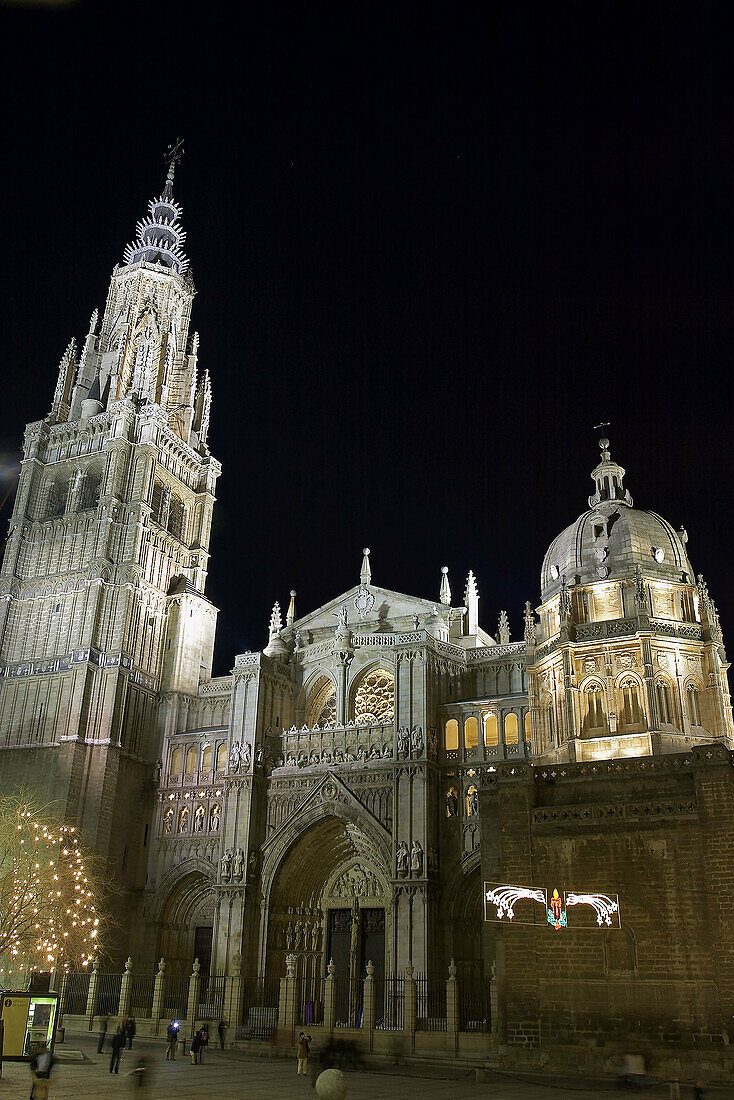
[123,141,189,275]
[588,426,633,508]
[464,569,479,633]
[268,602,283,641]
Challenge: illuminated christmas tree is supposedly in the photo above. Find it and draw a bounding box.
[0,797,104,979]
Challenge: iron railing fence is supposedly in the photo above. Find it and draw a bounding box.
[332,975,363,1028]
[198,972,226,1019]
[415,978,447,1031]
[297,975,324,1026]
[375,977,404,1030]
[459,974,490,1032]
[163,974,190,1022]
[63,971,90,1015]
[96,972,122,1017]
[129,974,155,1018]
[237,976,280,1040]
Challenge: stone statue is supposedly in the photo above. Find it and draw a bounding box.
[285,922,295,950]
[446,788,458,817]
[397,728,410,756]
[428,847,438,873]
[337,604,348,628]
[411,725,424,755]
[220,848,233,882]
[294,920,303,949]
[233,848,244,881]
[242,743,252,767]
[256,746,264,765]
[467,787,479,816]
[229,742,241,771]
[163,809,173,833]
[396,842,409,876]
[523,600,537,644]
[210,806,221,831]
[309,923,319,951]
[285,953,297,978]
[498,610,511,644]
[193,805,205,832]
[410,841,423,875]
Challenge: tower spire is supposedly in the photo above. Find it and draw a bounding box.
[440,566,451,606]
[588,426,633,508]
[464,570,479,632]
[123,142,189,275]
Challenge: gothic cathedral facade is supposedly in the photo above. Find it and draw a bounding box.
[1,170,733,1022]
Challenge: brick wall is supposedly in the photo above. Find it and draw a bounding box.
[480,745,734,1076]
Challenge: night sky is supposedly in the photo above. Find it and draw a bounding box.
[1,1,734,675]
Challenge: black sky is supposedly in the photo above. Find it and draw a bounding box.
[1,0,734,674]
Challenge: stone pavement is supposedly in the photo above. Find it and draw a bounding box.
[3,1036,734,1099]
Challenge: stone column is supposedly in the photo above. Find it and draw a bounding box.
[323,958,336,1033]
[117,957,133,1019]
[85,958,100,1026]
[224,952,245,1036]
[277,954,298,1048]
[151,958,166,1033]
[362,960,376,1048]
[446,959,459,1053]
[186,958,202,1034]
[403,964,417,1053]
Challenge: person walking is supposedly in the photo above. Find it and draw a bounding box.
[166,1020,179,1060]
[96,1012,108,1054]
[190,1031,201,1065]
[296,1031,311,1075]
[110,1026,125,1074]
[126,1014,136,1050]
[197,1023,209,1062]
[217,1018,226,1051]
[30,1045,54,1099]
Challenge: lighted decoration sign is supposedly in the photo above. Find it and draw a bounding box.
[485,882,620,931]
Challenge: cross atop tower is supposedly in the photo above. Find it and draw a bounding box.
[163,138,184,198]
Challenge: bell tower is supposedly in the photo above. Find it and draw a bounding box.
[0,146,221,911]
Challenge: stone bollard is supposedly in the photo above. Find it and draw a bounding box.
[118,957,133,1019]
[315,1067,348,1100]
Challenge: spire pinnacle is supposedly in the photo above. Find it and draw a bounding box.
[360,548,371,586]
[497,610,511,644]
[163,137,184,201]
[268,602,282,641]
[286,590,296,626]
[439,566,451,606]
[464,570,479,633]
[588,426,633,508]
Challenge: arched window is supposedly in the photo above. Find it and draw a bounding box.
[353,668,395,725]
[687,684,702,727]
[168,495,185,540]
[504,713,519,746]
[306,675,337,728]
[524,711,531,741]
[619,678,644,728]
[445,719,459,751]
[464,716,479,750]
[583,682,607,733]
[79,468,103,510]
[151,481,165,524]
[542,698,555,748]
[656,680,673,725]
[169,746,183,778]
[215,743,227,772]
[184,746,197,775]
[483,713,498,748]
[201,745,212,772]
[47,475,69,518]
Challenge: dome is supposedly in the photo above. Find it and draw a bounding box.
[540,438,693,603]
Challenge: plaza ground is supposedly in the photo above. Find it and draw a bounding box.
[3,1036,734,1099]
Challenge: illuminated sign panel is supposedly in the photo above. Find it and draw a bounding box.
[484,882,620,931]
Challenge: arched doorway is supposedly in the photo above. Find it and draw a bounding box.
[155,868,216,975]
[264,814,391,1024]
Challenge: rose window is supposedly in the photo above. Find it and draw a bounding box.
[353,668,395,725]
[306,676,337,728]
